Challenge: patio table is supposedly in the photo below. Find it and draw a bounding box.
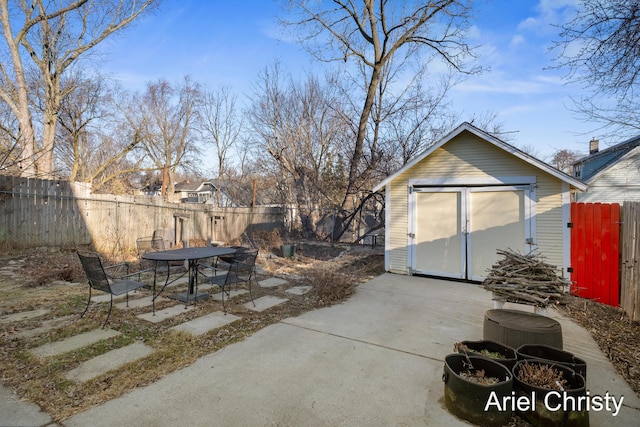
[143,246,236,313]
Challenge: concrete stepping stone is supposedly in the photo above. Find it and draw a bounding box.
[115,295,154,310]
[0,308,51,324]
[286,285,312,295]
[259,277,287,288]
[13,315,75,339]
[246,296,288,312]
[91,293,126,303]
[65,342,154,382]
[170,312,241,336]
[30,329,120,358]
[137,304,193,323]
[210,289,248,301]
[0,384,52,427]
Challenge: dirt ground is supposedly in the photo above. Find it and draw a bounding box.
[0,242,638,423]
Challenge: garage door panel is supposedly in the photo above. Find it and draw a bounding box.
[469,190,525,280]
[414,191,463,278]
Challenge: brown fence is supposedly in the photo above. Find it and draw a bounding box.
[0,176,283,257]
[621,201,640,321]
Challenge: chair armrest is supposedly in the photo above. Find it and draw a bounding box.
[231,260,253,270]
[103,262,131,278]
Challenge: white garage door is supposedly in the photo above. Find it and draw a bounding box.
[411,186,533,280]
[414,189,465,279]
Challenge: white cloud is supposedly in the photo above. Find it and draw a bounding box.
[509,34,526,48]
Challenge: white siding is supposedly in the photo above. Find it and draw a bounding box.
[577,150,640,203]
[386,131,566,275]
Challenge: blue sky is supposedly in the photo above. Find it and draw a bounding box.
[96,0,600,161]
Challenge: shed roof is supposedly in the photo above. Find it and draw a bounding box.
[373,122,588,192]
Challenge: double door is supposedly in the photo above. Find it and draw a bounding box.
[410,186,534,281]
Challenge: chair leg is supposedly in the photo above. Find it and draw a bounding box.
[103,295,114,329]
[247,276,256,307]
[221,285,226,315]
[81,287,92,318]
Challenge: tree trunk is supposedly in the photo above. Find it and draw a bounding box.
[293,172,317,239]
[344,64,382,202]
[38,109,58,177]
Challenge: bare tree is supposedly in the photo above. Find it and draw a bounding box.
[55,75,146,192]
[0,99,21,173]
[286,0,479,240]
[199,85,243,206]
[553,0,640,135]
[248,63,349,238]
[56,72,110,181]
[0,0,158,178]
[549,148,583,175]
[134,77,202,201]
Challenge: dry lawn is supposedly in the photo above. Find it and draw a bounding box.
[0,243,384,422]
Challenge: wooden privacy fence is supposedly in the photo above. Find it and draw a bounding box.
[570,201,640,321]
[570,202,620,306]
[621,201,640,321]
[0,176,284,256]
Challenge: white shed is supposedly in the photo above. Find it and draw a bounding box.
[373,122,587,281]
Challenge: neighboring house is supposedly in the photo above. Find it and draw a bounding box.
[140,183,162,196]
[139,179,274,207]
[573,136,640,203]
[373,122,587,281]
[174,180,238,206]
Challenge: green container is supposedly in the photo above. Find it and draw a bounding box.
[457,340,518,371]
[443,354,513,427]
[281,244,296,257]
[513,360,589,427]
[516,344,587,380]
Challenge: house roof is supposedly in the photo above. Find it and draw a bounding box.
[174,181,214,192]
[373,122,588,192]
[573,135,640,182]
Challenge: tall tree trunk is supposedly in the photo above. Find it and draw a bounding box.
[344,64,382,203]
[39,109,58,177]
[293,172,317,239]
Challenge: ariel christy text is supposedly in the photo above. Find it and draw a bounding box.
[484,390,624,417]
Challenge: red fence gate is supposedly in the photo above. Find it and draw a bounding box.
[570,202,620,306]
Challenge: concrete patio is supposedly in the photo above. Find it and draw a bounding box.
[58,273,640,427]
[2,272,639,426]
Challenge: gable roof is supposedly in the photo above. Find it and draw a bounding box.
[573,135,640,182]
[174,181,214,192]
[373,122,588,192]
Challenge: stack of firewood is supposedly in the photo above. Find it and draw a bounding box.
[482,249,571,308]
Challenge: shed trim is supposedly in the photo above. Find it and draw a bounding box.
[408,176,536,187]
[373,122,588,192]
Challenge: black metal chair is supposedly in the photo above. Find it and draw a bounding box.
[136,236,166,273]
[136,236,185,275]
[202,248,258,314]
[212,246,249,273]
[77,251,149,328]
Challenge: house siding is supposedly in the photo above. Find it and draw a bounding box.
[386,132,566,275]
[576,149,640,203]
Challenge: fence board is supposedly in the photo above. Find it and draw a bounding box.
[610,203,621,306]
[570,202,620,306]
[621,202,640,321]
